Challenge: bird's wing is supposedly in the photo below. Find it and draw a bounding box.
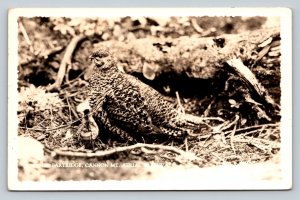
[108,78,163,134]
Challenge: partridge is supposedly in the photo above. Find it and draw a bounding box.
[81,48,199,142]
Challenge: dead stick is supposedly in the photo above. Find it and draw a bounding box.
[191,17,203,34]
[197,123,279,139]
[185,137,188,152]
[226,58,275,107]
[175,91,185,114]
[230,123,237,154]
[47,34,85,91]
[220,114,239,132]
[19,20,35,54]
[19,116,86,132]
[46,143,199,159]
[227,123,279,134]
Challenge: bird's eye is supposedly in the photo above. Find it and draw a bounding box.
[101,51,109,57]
[95,57,102,62]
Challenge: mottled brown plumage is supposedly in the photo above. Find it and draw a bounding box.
[82,48,199,142]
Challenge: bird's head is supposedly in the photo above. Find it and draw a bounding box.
[89,48,117,71]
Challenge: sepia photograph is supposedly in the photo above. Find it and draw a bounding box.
[8,8,292,190]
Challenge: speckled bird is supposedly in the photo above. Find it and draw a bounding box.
[82,48,199,142]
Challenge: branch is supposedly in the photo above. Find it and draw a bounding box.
[47,34,86,92]
[226,58,276,108]
[45,143,199,160]
[19,20,35,54]
[95,27,280,79]
[196,123,279,140]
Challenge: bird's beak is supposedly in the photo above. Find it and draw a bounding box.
[88,55,94,60]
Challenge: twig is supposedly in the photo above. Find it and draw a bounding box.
[45,143,199,159]
[184,116,225,135]
[61,71,87,88]
[50,108,54,128]
[226,58,276,108]
[230,123,237,154]
[190,17,215,37]
[19,116,84,132]
[195,122,279,144]
[140,147,157,155]
[257,124,267,137]
[197,134,213,152]
[185,137,188,152]
[200,114,239,140]
[47,34,86,92]
[260,128,278,140]
[230,123,279,134]
[57,109,68,124]
[240,129,261,137]
[191,17,204,34]
[211,152,227,163]
[220,115,239,132]
[66,97,73,122]
[206,123,279,137]
[230,115,240,154]
[19,20,35,54]
[175,91,185,115]
[203,98,214,117]
[67,99,80,119]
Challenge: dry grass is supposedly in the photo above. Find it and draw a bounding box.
[18,80,281,181]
